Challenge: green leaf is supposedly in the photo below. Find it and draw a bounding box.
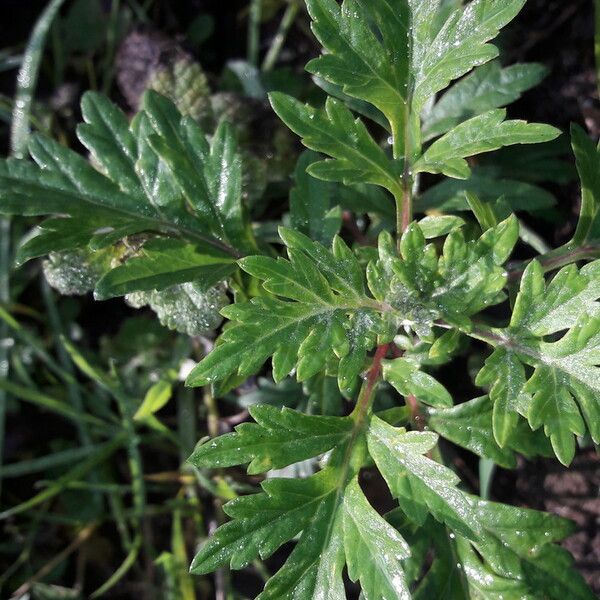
[190,469,339,574]
[134,380,173,420]
[289,150,342,246]
[417,168,556,213]
[470,497,595,600]
[145,113,256,253]
[342,477,411,599]
[0,92,253,299]
[476,259,600,465]
[270,93,403,198]
[423,61,548,141]
[413,495,594,600]
[411,0,527,112]
[383,358,452,408]
[416,215,465,239]
[415,110,560,179]
[513,257,600,325]
[367,416,478,538]
[16,217,108,266]
[94,238,236,300]
[188,405,353,475]
[427,396,517,469]
[373,216,518,335]
[191,463,414,599]
[571,123,600,245]
[304,0,409,145]
[77,91,142,198]
[186,229,385,393]
[476,348,526,448]
[255,497,346,600]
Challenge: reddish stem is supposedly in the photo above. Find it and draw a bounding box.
[352,343,390,422]
[406,394,425,431]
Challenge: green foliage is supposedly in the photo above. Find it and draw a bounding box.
[270,94,404,197]
[5,0,600,598]
[414,109,559,179]
[422,60,549,141]
[571,123,600,245]
[187,227,388,396]
[190,405,354,474]
[1,91,256,303]
[476,259,600,465]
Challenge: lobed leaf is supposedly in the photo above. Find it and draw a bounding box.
[189,405,353,474]
[411,0,527,112]
[0,91,255,303]
[415,109,560,179]
[270,93,403,198]
[186,229,386,395]
[94,238,236,299]
[304,0,410,144]
[476,259,600,465]
[423,60,548,141]
[367,416,479,539]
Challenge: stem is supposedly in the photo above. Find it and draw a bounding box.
[101,0,121,95]
[392,98,417,247]
[401,170,413,234]
[262,1,300,72]
[248,0,262,67]
[11,0,68,158]
[350,344,390,424]
[508,243,600,281]
[203,386,220,439]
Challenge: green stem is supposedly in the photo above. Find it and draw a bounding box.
[203,386,220,440]
[11,0,68,158]
[262,1,300,72]
[178,387,197,462]
[41,281,91,445]
[400,169,413,234]
[109,388,153,593]
[248,0,262,67]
